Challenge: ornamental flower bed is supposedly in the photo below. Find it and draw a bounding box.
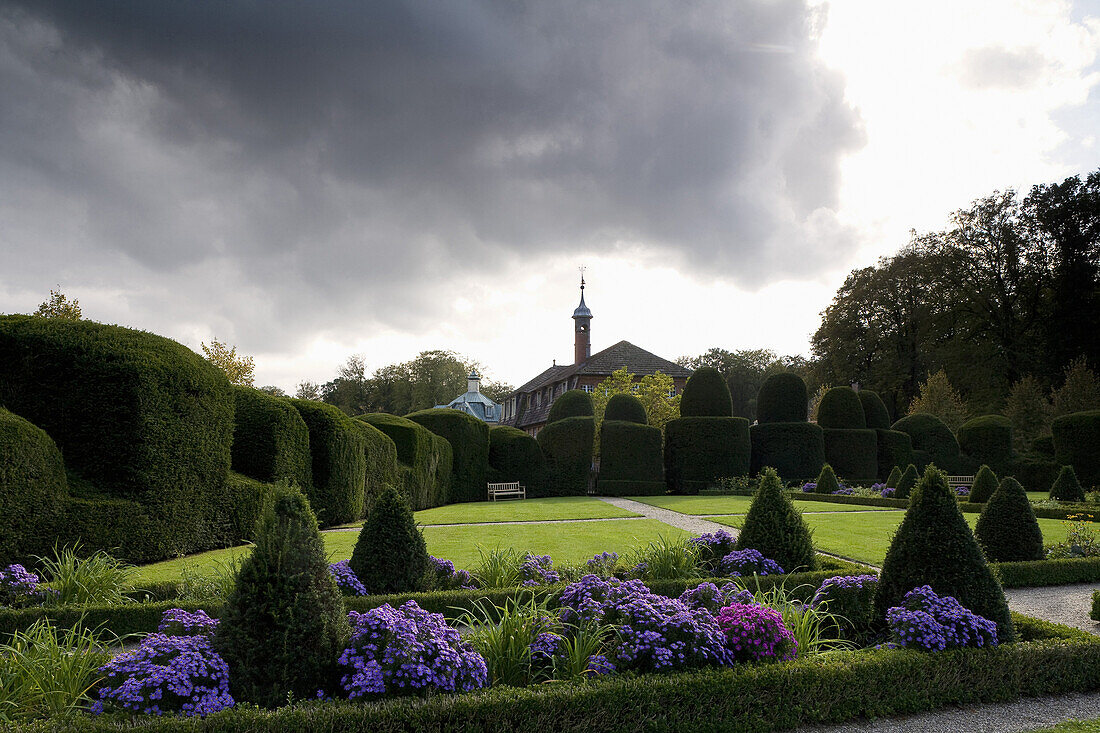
[330,560,368,595]
[719,549,784,577]
[0,563,50,607]
[716,603,797,663]
[519,553,560,586]
[812,574,878,641]
[428,556,477,590]
[885,586,998,651]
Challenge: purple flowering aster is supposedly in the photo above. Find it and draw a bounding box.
[678,581,755,614]
[881,487,897,498]
[955,486,970,498]
[158,608,219,637]
[586,552,619,576]
[689,530,738,573]
[0,564,46,607]
[719,549,784,577]
[716,604,798,663]
[427,556,479,591]
[529,632,561,664]
[329,560,368,596]
[519,554,560,586]
[871,483,886,492]
[585,654,616,676]
[801,482,818,493]
[886,585,998,651]
[832,488,854,496]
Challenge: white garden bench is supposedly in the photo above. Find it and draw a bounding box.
[487,482,526,501]
[946,475,976,488]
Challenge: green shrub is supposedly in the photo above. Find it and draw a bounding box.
[348,420,400,517]
[822,428,878,484]
[679,366,733,417]
[350,484,429,595]
[895,464,919,499]
[893,413,963,471]
[214,482,349,707]
[885,466,902,488]
[1053,410,1100,487]
[488,426,546,497]
[992,558,1100,588]
[664,417,750,494]
[1008,452,1062,491]
[735,467,817,572]
[0,409,68,565]
[873,466,1014,642]
[604,393,648,424]
[546,390,594,423]
[356,413,452,510]
[1032,435,1055,457]
[231,386,312,489]
[756,372,808,423]
[749,422,825,482]
[858,390,892,430]
[816,387,866,429]
[815,464,840,494]
[875,429,914,482]
[1092,590,1100,622]
[957,415,1013,477]
[1051,465,1086,502]
[968,465,1000,504]
[536,416,595,496]
[220,471,276,543]
[598,420,663,495]
[287,399,366,525]
[407,408,489,504]
[975,477,1044,563]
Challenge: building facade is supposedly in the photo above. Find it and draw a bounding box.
[434,370,502,424]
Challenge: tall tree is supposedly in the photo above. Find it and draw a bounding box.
[201,339,255,386]
[34,287,82,320]
[907,369,969,432]
[1051,358,1100,417]
[678,347,794,420]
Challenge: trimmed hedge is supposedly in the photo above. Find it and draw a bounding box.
[1008,452,1061,492]
[348,420,400,517]
[791,492,910,509]
[992,557,1100,588]
[875,429,913,482]
[221,471,277,543]
[356,413,452,510]
[231,386,312,489]
[407,408,489,504]
[598,420,663,496]
[536,416,595,496]
[736,468,817,572]
[858,390,891,430]
[287,399,366,525]
[604,393,647,424]
[664,417,751,494]
[974,477,1044,563]
[487,426,546,497]
[756,372,808,423]
[822,428,878,485]
[816,386,866,429]
[1051,465,1086,502]
[893,413,968,473]
[0,409,68,565]
[546,389,593,424]
[679,366,733,417]
[957,415,1013,477]
[749,422,825,482]
[968,465,999,504]
[350,485,429,594]
[1032,435,1056,457]
[1053,410,1100,487]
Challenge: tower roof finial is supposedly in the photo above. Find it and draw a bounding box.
[572,267,591,319]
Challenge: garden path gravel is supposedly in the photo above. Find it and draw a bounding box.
[594,496,735,537]
[1004,582,1100,634]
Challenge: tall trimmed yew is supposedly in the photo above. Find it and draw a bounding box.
[214,482,349,707]
[735,467,817,572]
[350,484,430,594]
[975,477,1044,562]
[873,467,1014,642]
[968,465,1000,504]
[1050,465,1085,502]
[885,465,902,489]
[815,464,839,494]
[895,464,919,499]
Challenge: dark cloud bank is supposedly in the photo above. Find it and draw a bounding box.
[0,0,863,350]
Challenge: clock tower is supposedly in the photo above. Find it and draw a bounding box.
[572,274,592,365]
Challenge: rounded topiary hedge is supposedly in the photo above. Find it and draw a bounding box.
[547,390,594,424]
[957,415,1013,477]
[348,420,400,516]
[406,408,489,504]
[664,417,750,494]
[975,477,1044,563]
[287,399,366,525]
[822,428,878,485]
[875,429,914,482]
[604,393,648,424]
[0,409,69,565]
[1052,410,1100,488]
[749,422,825,482]
[537,416,595,496]
[680,367,733,418]
[488,426,546,497]
[816,387,866,429]
[231,386,312,489]
[356,413,451,510]
[1008,453,1061,492]
[598,420,664,496]
[350,484,429,595]
[858,390,892,430]
[756,373,808,424]
[893,413,966,473]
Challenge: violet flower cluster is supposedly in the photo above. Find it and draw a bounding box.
[715,603,798,663]
[885,585,998,651]
[871,483,886,492]
[428,556,477,591]
[955,486,971,498]
[519,554,560,586]
[689,530,737,572]
[586,551,619,576]
[337,600,487,698]
[329,560,368,596]
[832,488,854,496]
[158,608,219,637]
[678,581,755,615]
[0,564,48,607]
[801,482,818,493]
[811,574,879,636]
[719,549,784,577]
[881,487,898,498]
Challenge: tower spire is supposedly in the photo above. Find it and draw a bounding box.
[572,268,592,365]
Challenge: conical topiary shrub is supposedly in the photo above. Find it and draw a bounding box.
[214,481,349,707]
[975,477,1044,563]
[815,464,840,494]
[350,484,430,594]
[872,466,1014,642]
[968,465,999,504]
[1050,465,1085,503]
[885,466,902,489]
[735,467,817,572]
[895,464,919,499]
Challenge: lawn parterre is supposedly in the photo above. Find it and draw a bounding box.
[629,494,900,515]
[411,497,642,525]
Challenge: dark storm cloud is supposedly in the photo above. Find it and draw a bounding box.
[0,0,863,349]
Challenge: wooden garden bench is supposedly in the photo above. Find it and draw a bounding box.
[946,475,976,488]
[487,482,526,501]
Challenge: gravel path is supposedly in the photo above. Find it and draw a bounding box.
[1005,582,1100,634]
[595,496,734,537]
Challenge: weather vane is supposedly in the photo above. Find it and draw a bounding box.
[579,265,586,289]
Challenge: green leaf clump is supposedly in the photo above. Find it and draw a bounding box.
[894,464,919,499]
[735,467,817,572]
[350,484,430,594]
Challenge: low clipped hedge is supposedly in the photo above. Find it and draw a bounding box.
[356,413,452,510]
[487,426,546,497]
[288,399,366,525]
[822,428,878,485]
[755,372,808,424]
[749,422,825,482]
[598,420,663,496]
[793,492,911,509]
[1053,410,1100,487]
[991,557,1100,588]
[0,409,68,565]
[536,416,595,496]
[957,415,1013,477]
[816,387,866,429]
[230,386,312,489]
[875,429,913,482]
[664,417,751,494]
[407,408,489,504]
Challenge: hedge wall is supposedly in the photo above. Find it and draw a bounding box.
[749,422,825,482]
[1008,452,1061,491]
[816,386,866,429]
[0,409,68,565]
[285,399,366,525]
[992,557,1100,588]
[348,420,399,516]
[957,415,1013,477]
[604,393,647,424]
[407,408,489,504]
[893,413,971,474]
[356,413,451,511]
[598,420,663,496]
[822,428,878,485]
[665,417,750,493]
[875,429,914,482]
[0,315,234,561]
[756,372,808,423]
[536,416,594,496]
[487,426,546,497]
[546,389,593,424]
[1052,409,1100,487]
[220,471,277,543]
[858,390,892,430]
[230,386,312,489]
[679,366,733,417]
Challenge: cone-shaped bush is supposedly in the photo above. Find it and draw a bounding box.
[350,484,430,594]
[975,477,1044,563]
[214,481,349,707]
[815,464,840,494]
[885,465,902,489]
[968,465,1000,503]
[735,467,817,572]
[1050,465,1085,502]
[895,464,919,499]
[873,467,1014,642]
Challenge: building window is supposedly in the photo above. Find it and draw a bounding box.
[668,387,677,397]
[582,384,593,393]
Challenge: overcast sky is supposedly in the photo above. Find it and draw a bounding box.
[2,0,1099,393]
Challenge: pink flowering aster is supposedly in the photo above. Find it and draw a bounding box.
[715,603,797,663]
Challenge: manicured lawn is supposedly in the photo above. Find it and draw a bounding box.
[412,496,641,525]
[628,494,897,516]
[1025,720,1100,733]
